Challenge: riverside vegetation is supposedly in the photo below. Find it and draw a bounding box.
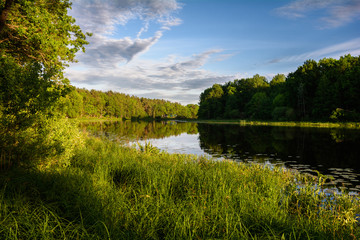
[1,1,360,239]
[1,124,360,239]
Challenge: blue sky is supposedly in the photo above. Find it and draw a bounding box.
[68,0,360,104]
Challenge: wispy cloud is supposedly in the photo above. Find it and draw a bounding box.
[158,50,223,73]
[275,0,360,28]
[268,38,360,64]
[321,1,360,28]
[71,0,182,34]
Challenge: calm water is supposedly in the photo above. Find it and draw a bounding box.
[82,120,360,192]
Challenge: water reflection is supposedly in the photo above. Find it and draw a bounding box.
[81,121,360,192]
[197,124,360,192]
[80,120,198,142]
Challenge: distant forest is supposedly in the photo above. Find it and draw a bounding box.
[198,55,360,121]
[59,88,199,119]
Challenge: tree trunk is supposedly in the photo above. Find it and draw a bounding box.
[0,0,15,33]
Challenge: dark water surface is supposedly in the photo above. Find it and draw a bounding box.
[82,120,360,192]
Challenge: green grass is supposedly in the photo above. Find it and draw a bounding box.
[1,136,359,239]
[71,117,123,122]
[189,119,360,129]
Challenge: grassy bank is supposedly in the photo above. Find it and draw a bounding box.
[1,136,359,239]
[71,117,123,122]
[187,119,360,129]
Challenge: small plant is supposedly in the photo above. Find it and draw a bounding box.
[137,141,160,154]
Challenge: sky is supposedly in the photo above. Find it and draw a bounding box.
[67,0,360,105]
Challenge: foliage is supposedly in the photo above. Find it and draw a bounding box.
[198,55,360,122]
[58,88,198,120]
[35,117,85,170]
[0,0,90,71]
[245,92,271,119]
[0,115,84,169]
[330,108,360,122]
[0,56,68,133]
[0,0,89,167]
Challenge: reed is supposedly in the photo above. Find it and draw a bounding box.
[0,136,359,239]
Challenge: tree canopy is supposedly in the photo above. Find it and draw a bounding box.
[0,0,90,166]
[58,88,199,120]
[0,0,90,131]
[198,55,360,122]
[0,0,89,70]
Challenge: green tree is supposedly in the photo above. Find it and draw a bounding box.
[245,92,271,119]
[0,0,89,165]
[270,74,285,87]
[0,0,89,70]
[0,0,89,123]
[198,84,225,119]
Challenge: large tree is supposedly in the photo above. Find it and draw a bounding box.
[0,0,90,165]
[0,0,90,130]
[0,0,89,69]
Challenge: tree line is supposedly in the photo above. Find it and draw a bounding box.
[198,55,360,121]
[58,88,199,119]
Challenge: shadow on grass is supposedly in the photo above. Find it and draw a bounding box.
[0,167,113,239]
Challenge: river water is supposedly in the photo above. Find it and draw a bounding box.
[82,120,360,192]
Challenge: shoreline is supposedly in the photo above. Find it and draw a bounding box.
[177,119,360,129]
[72,117,360,129]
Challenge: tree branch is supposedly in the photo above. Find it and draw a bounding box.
[0,0,15,33]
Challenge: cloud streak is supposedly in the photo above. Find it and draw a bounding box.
[77,32,163,67]
[275,0,360,28]
[268,38,360,64]
[321,1,360,28]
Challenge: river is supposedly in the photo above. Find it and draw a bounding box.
[81,120,360,192]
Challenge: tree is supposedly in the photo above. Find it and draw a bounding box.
[0,0,89,128]
[245,92,271,119]
[270,74,285,87]
[0,0,89,70]
[0,0,89,165]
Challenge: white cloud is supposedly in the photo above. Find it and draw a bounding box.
[71,0,182,34]
[275,0,360,28]
[70,0,182,66]
[67,50,235,104]
[77,31,163,67]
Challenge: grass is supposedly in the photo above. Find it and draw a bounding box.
[188,119,360,129]
[1,136,360,239]
[71,116,123,122]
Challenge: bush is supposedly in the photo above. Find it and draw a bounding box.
[330,108,360,122]
[0,116,84,170]
[35,117,85,170]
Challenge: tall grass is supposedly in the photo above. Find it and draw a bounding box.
[1,136,359,239]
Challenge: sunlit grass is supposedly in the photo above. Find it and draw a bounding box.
[192,119,360,129]
[1,136,359,239]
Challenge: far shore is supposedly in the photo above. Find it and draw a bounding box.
[72,117,360,129]
[177,119,360,129]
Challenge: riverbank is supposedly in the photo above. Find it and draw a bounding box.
[74,117,360,129]
[1,134,359,239]
[182,119,360,129]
